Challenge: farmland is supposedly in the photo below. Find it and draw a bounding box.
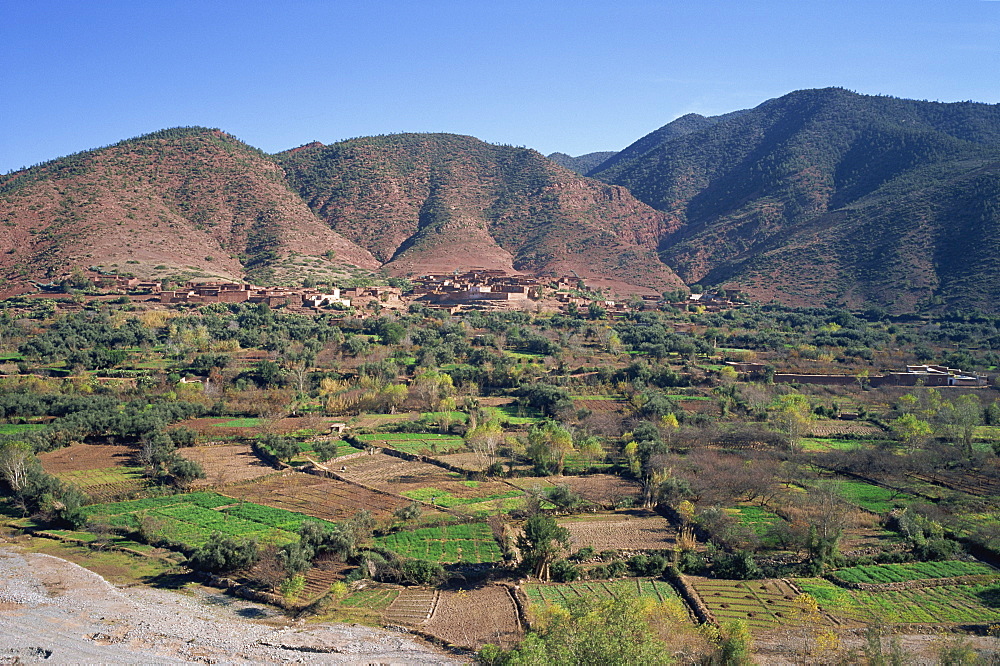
[353,433,467,456]
[831,561,999,585]
[38,443,147,501]
[795,577,1000,625]
[557,510,677,552]
[177,443,281,486]
[82,492,326,548]
[4,273,1000,663]
[689,578,819,632]
[523,578,678,607]
[375,522,502,564]
[217,473,425,523]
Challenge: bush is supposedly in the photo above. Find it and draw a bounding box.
[189,533,259,574]
[400,558,445,585]
[713,551,761,580]
[550,559,580,582]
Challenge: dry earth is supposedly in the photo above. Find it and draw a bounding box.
[0,543,465,664]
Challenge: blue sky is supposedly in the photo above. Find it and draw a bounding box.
[3,0,999,174]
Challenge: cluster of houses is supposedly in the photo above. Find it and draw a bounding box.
[59,268,739,319]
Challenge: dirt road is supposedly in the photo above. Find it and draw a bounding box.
[0,545,465,664]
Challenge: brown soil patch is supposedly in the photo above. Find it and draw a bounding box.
[423,585,522,649]
[220,472,415,522]
[558,510,676,551]
[38,444,137,473]
[573,399,627,413]
[176,444,279,487]
[549,474,641,506]
[338,453,453,489]
[807,421,886,437]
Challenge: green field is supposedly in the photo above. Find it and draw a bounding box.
[800,437,866,452]
[524,578,677,607]
[400,486,523,509]
[375,522,501,563]
[692,579,814,632]
[354,433,467,455]
[796,577,1000,624]
[829,479,913,513]
[728,506,782,534]
[54,466,145,490]
[0,423,47,434]
[83,492,334,548]
[340,586,400,611]
[211,418,264,428]
[832,561,998,585]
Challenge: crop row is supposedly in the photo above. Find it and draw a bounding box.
[524,578,676,607]
[795,578,1000,624]
[341,587,400,610]
[375,523,501,563]
[833,561,998,584]
[82,492,337,549]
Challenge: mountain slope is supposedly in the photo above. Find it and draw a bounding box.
[546,151,617,175]
[591,88,1000,311]
[278,134,684,293]
[0,128,379,288]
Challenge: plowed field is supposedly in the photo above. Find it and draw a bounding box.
[424,585,522,649]
[219,473,414,522]
[557,510,676,551]
[177,444,279,486]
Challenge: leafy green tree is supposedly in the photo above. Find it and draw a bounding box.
[526,421,574,475]
[479,595,674,665]
[189,533,259,574]
[518,513,571,580]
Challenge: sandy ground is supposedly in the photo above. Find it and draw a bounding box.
[0,543,465,664]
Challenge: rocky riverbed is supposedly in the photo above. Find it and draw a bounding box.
[0,545,465,664]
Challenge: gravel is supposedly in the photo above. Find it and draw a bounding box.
[0,546,466,664]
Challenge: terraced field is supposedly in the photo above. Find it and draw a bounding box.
[82,492,324,548]
[220,473,419,522]
[523,578,678,607]
[690,577,817,633]
[354,433,467,456]
[831,561,998,585]
[557,510,676,552]
[178,443,280,486]
[796,577,1000,624]
[38,443,146,501]
[375,522,502,564]
[385,587,438,626]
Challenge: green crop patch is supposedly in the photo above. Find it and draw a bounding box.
[523,578,677,608]
[0,423,47,434]
[831,561,999,585]
[375,522,501,563]
[795,577,1000,624]
[82,492,334,549]
[829,480,912,513]
[691,579,814,632]
[211,418,264,428]
[340,587,400,611]
[728,506,782,535]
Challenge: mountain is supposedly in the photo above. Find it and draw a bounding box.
[277,134,684,294]
[591,88,1000,312]
[0,128,379,290]
[0,129,683,296]
[546,151,617,175]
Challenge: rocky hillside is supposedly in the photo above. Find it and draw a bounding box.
[0,130,683,295]
[0,128,379,290]
[278,134,684,294]
[546,151,617,175]
[591,88,1000,312]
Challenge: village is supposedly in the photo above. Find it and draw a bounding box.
[28,268,743,319]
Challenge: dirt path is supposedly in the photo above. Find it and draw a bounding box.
[0,544,466,664]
